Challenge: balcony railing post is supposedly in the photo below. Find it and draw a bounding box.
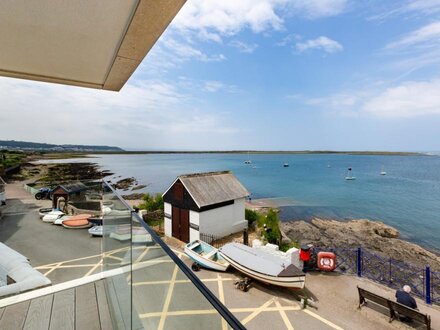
[425,266,432,304]
[357,247,362,277]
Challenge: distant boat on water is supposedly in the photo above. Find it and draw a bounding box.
[244,151,252,164]
[380,166,387,175]
[283,162,289,167]
[345,167,356,180]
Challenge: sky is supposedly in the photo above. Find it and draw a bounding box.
[2,0,440,151]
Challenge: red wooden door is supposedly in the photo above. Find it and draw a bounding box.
[180,209,190,243]
[171,206,190,242]
[172,206,180,239]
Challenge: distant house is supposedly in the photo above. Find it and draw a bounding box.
[52,182,88,209]
[162,171,249,243]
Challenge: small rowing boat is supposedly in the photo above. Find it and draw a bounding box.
[219,243,305,288]
[185,240,229,272]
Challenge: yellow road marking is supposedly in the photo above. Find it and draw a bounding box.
[43,262,62,276]
[231,306,301,313]
[275,299,294,330]
[132,277,235,286]
[35,264,98,269]
[139,305,301,319]
[141,309,219,318]
[158,265,179,330]
[241,298,274,325]
[303,309,344,330]
[217,274,228,330]
[84,260,103,277]
[133,247,150,264]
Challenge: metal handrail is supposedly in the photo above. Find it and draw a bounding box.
[103,181,246,330]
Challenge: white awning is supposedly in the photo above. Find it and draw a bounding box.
[0,0,185,91]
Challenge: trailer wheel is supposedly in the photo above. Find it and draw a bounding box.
[238,282,247,292]
[191,262,201,272]
[35,192,43,200]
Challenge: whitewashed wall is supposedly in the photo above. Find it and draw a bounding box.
[189,210,200,241]
[164,202,172,237]
[199,198,247,237]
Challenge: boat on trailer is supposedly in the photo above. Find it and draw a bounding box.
[219,243,305,289]
[185,240,230,272]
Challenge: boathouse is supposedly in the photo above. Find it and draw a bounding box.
[163,171,249,243]
[51,182,88,209]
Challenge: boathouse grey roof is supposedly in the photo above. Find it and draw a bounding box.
[166,171,250,208]
[54,182,88,194]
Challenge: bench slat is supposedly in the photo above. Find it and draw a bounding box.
[357,286,431,330]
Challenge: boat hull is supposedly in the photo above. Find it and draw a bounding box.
[184,241,229,272]
[221,253,305,289]
[220,243,306,289]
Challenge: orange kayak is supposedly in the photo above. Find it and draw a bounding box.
[62,214,92,229]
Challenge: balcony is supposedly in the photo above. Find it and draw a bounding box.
[0,180,244,329]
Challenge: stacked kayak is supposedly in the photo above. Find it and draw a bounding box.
[62,214,93,229]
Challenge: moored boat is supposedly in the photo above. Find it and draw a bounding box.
[219,243,305,288]
[185,240,230,272]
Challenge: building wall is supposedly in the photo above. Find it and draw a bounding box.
[164,202,172,237]
[189,210,200,242]
[198,198,247,237]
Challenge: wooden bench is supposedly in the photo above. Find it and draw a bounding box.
[357,286,431,330]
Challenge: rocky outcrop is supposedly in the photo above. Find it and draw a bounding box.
[281,218,440,271]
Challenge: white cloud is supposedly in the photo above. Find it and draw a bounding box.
[298,79,440,119]
[173,0,349,39]
[160,38,226,62]
[288,0,349,19]
[405,0,440,13]
[368,0,440,21]
[229,40,259,53]
[362,79,440,118]
[0,77,240,149]
[203,81,224,92]
[296,36,343,53]
[174,1,284,36]
[386,21,440,49]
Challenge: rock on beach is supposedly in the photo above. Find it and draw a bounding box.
[281,218,440,271]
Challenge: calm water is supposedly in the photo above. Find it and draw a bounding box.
[46,153,440,251]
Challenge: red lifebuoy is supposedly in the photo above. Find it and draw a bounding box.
[317,252,336,271]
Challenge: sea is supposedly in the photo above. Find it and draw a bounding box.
[41,153,440,252]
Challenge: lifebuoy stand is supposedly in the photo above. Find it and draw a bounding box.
[317,252,336,272]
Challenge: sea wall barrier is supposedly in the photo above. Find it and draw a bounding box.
[315,246,439,306]
[23,183,40,196]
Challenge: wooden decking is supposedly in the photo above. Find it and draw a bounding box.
[0,280,113,330]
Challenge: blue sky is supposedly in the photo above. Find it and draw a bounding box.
[2,0,440,151]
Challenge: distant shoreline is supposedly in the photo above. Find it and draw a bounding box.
[46,150,426,156]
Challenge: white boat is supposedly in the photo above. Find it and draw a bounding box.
[380,166,387,175]
[185,240,230,272]
[88,226,103,237]
[345,167,356,180]
[53,215,72,225]
[38,207,54,218]
[219,243,305,288]
[42,210,65,223]
[283,163,289,167]
[244,151,252,164]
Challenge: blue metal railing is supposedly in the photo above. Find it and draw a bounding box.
[316,246,438,305]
